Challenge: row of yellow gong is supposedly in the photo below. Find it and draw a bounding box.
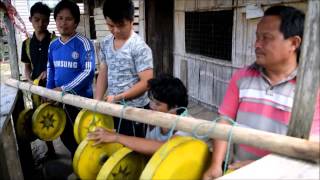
[17,81,210,179]
[17,79,66,142]
[73,111,210,180]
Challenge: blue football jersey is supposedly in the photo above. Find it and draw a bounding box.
[47,33,95,98]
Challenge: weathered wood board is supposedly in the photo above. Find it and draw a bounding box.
[218,154,320,179]
[0,84,24,179]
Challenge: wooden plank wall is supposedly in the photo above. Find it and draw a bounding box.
[93,0,141,40]
[174,0,307,111]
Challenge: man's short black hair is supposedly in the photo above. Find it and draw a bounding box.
[148,74,188,115]
[264,5,305,62]
[103,0,134,23]
[54,0,80,25]
[30,2,51,18]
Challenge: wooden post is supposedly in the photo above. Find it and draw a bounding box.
[5,79,320,163]
[287,0,320,139]
[138,0,146,40]
[83,0,91,38]
[145,0,174,76]
[3,6,20,80]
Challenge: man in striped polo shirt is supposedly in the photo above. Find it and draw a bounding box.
[203,5,320,180]
[46,0,95,156]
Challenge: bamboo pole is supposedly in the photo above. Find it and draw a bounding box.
[5,78,320,163]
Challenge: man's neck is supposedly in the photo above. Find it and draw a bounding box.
[60,32,76,43]
[34,31,47,42]
[113,31,132,50]
[115,30,132,41]
[264,59,298,85]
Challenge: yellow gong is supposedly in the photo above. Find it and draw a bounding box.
[73,139,123,180]
[32,103,66,141]
[16,108,36,141]
[74,109,114,144]
[140,136,210,180]
[97,147,148,180]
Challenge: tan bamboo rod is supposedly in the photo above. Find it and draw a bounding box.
[5,78,320,163]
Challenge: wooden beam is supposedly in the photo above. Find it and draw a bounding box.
[5,79,320,163]
[287,0,320,139]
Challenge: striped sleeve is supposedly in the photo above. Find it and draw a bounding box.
[218,69,243,120]
[61,36,95,92]
[46,43,55,89]
[311,89,320,136]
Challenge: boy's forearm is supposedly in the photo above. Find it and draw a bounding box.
[211,139,228,169]
[115,69,153,101]
[117,134,163,155]
[95,64,108,100]
[117,80,148,100]
[24,64,32,81]
[210,120,230,169]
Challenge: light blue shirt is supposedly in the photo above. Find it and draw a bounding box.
[99,32,153,107]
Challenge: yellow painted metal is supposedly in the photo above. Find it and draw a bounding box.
[31,79,43,108]
[32,103,66,141]
[16,108,36,141]
[97,147,148,180]
[74,109,114,144]
[225,169,234,174]
[140,136,192,179]
[73,139,123,180]
[140,136,210,180]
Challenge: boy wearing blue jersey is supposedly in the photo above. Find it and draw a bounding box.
[47,0,95,156]
[95,0,153,137]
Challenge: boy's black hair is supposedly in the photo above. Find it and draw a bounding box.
[54,0,80,25]
[264,5,305,62]
[103,0,134,23]
[30,2,51,18]
[148,74,188,115]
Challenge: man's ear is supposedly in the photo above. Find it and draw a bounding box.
[168,106,178,114]
[290,35,302,53]
[29,16,32,22]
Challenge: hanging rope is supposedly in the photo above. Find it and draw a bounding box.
[166,107,189,139]
[116,99,128,133]
[60,89,79,126]
[87,100,100,132]
[192,115,237,174]
[159,107,189,158]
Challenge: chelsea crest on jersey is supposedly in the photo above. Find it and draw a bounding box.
[46,33,95,98]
